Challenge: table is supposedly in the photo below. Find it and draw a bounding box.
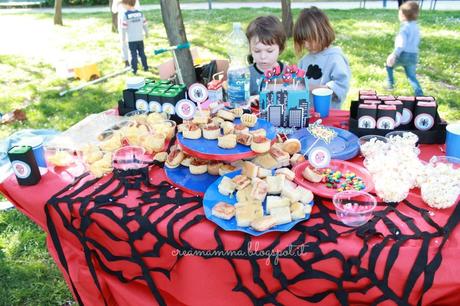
[1,110,459,306]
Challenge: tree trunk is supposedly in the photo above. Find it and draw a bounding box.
[110,0,118,33]
[160,0,196,86]
[281,0,293,38]
[54,0,63,26]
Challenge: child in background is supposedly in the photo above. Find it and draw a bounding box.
[246,16,287,105]
[385,1,423,96]
[112,0,140,67]
[293,7,351,109]
[121,0,148,74]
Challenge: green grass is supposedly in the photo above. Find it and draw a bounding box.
[0,8,459,305]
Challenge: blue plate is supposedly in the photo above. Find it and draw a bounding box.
[165,165,219,195]
[203,170,314,236]
[177,118,276,161]
[290,127,359,161]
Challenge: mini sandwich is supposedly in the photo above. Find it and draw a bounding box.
[180,155,193,167]
[275,168,296,181]
[235,203,263,227]
[211,116,225,127]
[165,149,185,168]
[250,177,268,202]
[269,147,290,168]
[234,124,249,134]
[240,113,258,127]
[219,164,237,176]
[251,136,271,154]
[189,158,208,175]
[266,175,285,195]
[302,166,323,183]
[178,121,192,133]
[281,182,302,203]
[182,123,202,139]
[217,109,235,121]
[242,161,259,178]
[192,112,210,125]
[236,132,253,146]
[231,107,244,118]
[266,196,290,214]
[218,134,237,149]
[236,185,252,202]
[290,202,306,220]
[208,161,223,176]
[257,167,272,178]
[290,153,306,167]
[221,121,235,135]
[270,206,292,225]
[232,174,251,190]
[212,202,236,220]
[282,139,302,155]
[250,128,266,138]
[296,186,314,204]
[252,153,278,169]
[218,177,237,196]
[251,216,277,231]
[202,124,221,140]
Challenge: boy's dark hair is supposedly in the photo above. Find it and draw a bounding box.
[246,16,287,53]
[122,0,136,7]
[293,6,335,55]
[400,1,419,21]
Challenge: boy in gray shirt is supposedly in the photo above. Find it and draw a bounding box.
[386,1,423,96]
[122,0,148,74]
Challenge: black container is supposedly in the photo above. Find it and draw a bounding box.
[414,101,437,131]
[123,89,137,109]
[384,100,403,128]
[8,145,41,186]
[134,87,151,108]
[377,105,397,130]
[118,99,134,115]
[398,96,416,129]
[357,104,377,129]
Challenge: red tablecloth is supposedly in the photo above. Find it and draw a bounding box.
[1,110,459,306]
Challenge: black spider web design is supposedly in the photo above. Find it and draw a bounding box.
[44,166,460,306]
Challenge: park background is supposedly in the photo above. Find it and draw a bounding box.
[0,1,459,304]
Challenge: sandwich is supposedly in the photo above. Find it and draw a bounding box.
[202,124,221,140]
[219,164,237,176]
[275,168,296,181]
[250,177,268,202]
[290,153,306,167]
[257,167,272,178]
[266,175,285,195]
[270,206,292,225]
[240,113,258,127]
[235,203,263,227]
[242,161,259,178]
[282,139,302,155]
[250,216,277,231]
[218,134,237,149]
[221,121,235,135]
[236,132,253,146]
[234,124,249,134]
[212,202,236,220]
[232,175,251,190]
[302,166,323,183]
[269,147,290,168]
[217,109,235,121]
[266,196,290,214]
[218,176,237,196]
[251,136,271,153]
[182,123,202,139]
[207,161,223,176]
[189,158,208,175]
[165,149,185,169]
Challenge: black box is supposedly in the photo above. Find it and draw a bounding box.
[123,89,137,109]
[397,96,416,129]
[384,100,403,127]
[377,104,397,130]
[414,101,437,131]
[8,145,41,186]
[357,104,377,129]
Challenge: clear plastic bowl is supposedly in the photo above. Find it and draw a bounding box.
[429,155,460,168]
[112,146,147,170]
[333,190,377,227]
[385,131,419,146]
[358,135,388,156]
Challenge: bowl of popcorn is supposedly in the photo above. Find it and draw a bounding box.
[358,135,388,158]
[332,190,377,227]
[420,155,460,209]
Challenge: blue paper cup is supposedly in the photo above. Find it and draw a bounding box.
[446,123,460,159]
[312,87,333,118]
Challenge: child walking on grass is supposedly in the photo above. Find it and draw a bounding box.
[121,0,149,74]
[293,7,351,109]
[385,1,423,96]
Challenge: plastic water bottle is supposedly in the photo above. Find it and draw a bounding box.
[226,22,250,109]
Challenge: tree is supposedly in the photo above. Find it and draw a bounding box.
[281,0,293,38]
[110,0,118,33]
[54,0,63,26]
[160,0,196,86]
